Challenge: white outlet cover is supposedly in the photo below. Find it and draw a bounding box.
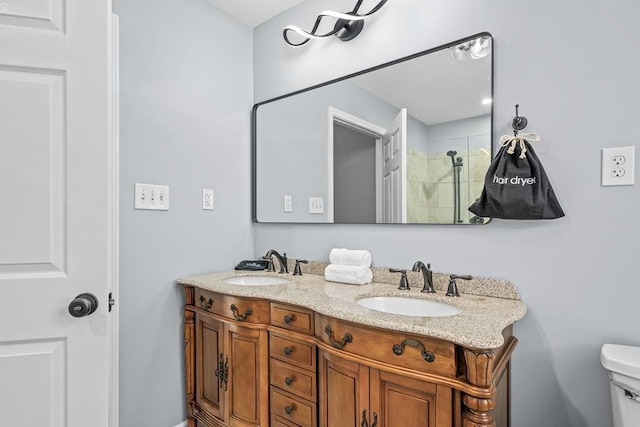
[602,146,635,186]
[202,189,214,210]
[284,195,292,212]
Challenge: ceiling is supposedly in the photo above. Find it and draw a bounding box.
[205,0,303,28]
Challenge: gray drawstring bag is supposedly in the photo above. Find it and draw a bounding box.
[469,133,565,219]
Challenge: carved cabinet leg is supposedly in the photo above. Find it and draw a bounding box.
[184,308,196,425]
[463,349,497,427]
[463,395,496,427]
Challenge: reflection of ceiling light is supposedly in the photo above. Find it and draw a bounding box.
[482,98,493,105]
[283,0,388,47]
[449,36,492,61]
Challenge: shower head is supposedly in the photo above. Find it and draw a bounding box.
[446,150,458,166]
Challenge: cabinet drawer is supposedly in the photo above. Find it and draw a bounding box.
[270,333,316,370]
[315,314,456,377]
[271,303,315,335]
[271,414,299,427]
[194,289,269,324]
[271,388,317,427]
[270,358,317,402]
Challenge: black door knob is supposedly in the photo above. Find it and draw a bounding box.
[68,293,99,318]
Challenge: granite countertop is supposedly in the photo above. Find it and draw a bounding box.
[178,269,527,350]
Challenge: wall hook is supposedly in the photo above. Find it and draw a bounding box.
[512,104,528,136]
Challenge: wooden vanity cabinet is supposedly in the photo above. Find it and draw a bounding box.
[184,286,518,427]
[186,288,270,427]
[316,314,453,427]
[319,349,452,427]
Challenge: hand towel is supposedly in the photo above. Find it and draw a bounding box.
[324,264,373,285]
[329,248,372,267]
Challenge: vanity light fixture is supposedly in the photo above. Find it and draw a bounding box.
[449,35,492,61]
[283,0,388,47]
[482,98,493,105]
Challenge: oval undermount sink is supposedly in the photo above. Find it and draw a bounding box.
[224,276,289,286]
[357,296,461,317]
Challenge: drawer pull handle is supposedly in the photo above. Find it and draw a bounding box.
[230,304,253,321]
[324,325,353,349]
[284,346,294,356]
[392,339,436,363]
[199,295,213,309]
[284,314,294,324]
[360,409,377,427]
[284,376,294,386]
[285,405,295,415]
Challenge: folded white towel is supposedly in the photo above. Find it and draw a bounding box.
[329,248,372,267]
[324,264,373,285]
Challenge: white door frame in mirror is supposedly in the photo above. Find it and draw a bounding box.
[327,107,386,223]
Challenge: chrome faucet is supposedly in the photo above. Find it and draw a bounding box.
[412,261,435,293]
[263,249,288,274]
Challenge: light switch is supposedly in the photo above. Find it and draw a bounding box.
[135,183,169,210]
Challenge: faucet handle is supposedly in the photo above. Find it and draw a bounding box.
[261,255,275,272]
[446,274,472,297]
[293,259,308,276]
[389,269,410,291]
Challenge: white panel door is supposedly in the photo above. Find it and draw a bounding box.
[0,1,114,426]
[381,109,407,223]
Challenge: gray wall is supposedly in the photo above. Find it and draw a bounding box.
[113,0,254,426]
[253,1,640,426]
[334,124,377,223]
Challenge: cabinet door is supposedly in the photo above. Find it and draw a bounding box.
[195,312,225,422]
[318,350,369,427]
[369,369,452,427]
[227,323,269,427]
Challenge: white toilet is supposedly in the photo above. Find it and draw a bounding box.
[601,344,640,427]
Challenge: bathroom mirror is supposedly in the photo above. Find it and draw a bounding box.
[253,33,493,224]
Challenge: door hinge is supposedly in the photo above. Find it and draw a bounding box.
[108,292,115,312]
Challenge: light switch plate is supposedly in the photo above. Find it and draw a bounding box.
[309,197,324,214]
[284,195,292,212]
[134,183,170,210]
[602,146,635,186]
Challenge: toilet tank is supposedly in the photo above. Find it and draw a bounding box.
[601,344,640,427]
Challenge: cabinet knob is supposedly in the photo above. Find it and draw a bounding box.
[285,405,294,415]
[284,376,294,386]
[284,346,294,356]
[284,314,294,324]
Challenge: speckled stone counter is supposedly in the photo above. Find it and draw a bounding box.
[178,266,526,350]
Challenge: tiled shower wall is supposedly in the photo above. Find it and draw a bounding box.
[407,144,491,223]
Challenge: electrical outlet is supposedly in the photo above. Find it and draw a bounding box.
[309,197,324,214]
[284,195,292,212]
[602,147,635,186]
[611,156,626,166]
[135,183,170,210]
[202,189,214,210]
